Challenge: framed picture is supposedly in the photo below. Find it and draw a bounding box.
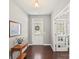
[9,21,21,37]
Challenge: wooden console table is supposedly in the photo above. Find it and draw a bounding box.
[11,44,28,59]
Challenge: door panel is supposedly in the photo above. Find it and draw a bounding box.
[32,18,44,44]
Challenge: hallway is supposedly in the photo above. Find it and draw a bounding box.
[9,0,70,59]
[26,46,69,59]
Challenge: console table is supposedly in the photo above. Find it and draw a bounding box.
[11,44,28,59]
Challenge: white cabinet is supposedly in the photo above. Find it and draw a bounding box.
[55,35,69,51]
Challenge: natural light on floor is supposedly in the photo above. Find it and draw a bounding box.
[34,53,42,59]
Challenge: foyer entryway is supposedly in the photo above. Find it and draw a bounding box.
[29,15,51,45]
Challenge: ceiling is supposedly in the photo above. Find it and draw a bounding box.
[12,0,70,15]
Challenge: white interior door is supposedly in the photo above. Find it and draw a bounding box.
[32,18,44,45]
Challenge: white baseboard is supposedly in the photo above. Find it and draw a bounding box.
[28,44,51,46]
[50,45,54,51]
[28,44,54,51]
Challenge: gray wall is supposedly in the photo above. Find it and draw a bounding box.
[9,0,28,59]
[28,15,51,44]
[9,0,28,49]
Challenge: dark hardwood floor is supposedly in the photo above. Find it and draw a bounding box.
[25,45,69,59]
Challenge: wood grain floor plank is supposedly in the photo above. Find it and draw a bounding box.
[25,45,69,59]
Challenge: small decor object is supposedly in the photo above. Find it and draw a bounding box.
[61,37,63,41]
[16,37,23,44]
[58,45,61,48]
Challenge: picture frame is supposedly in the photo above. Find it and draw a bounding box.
[9,20,21,37]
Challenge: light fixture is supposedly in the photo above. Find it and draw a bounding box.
[34,0,39,8]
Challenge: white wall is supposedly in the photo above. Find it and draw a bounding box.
[9,0,28,59]
[28,15,51,44]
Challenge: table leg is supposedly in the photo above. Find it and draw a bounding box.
[11,51,13,59]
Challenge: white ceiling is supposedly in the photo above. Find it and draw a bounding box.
[12,0,70,15]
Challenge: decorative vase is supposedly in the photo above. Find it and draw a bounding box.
[17,38,23,44]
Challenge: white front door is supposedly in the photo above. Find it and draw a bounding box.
[32,18,44,45]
